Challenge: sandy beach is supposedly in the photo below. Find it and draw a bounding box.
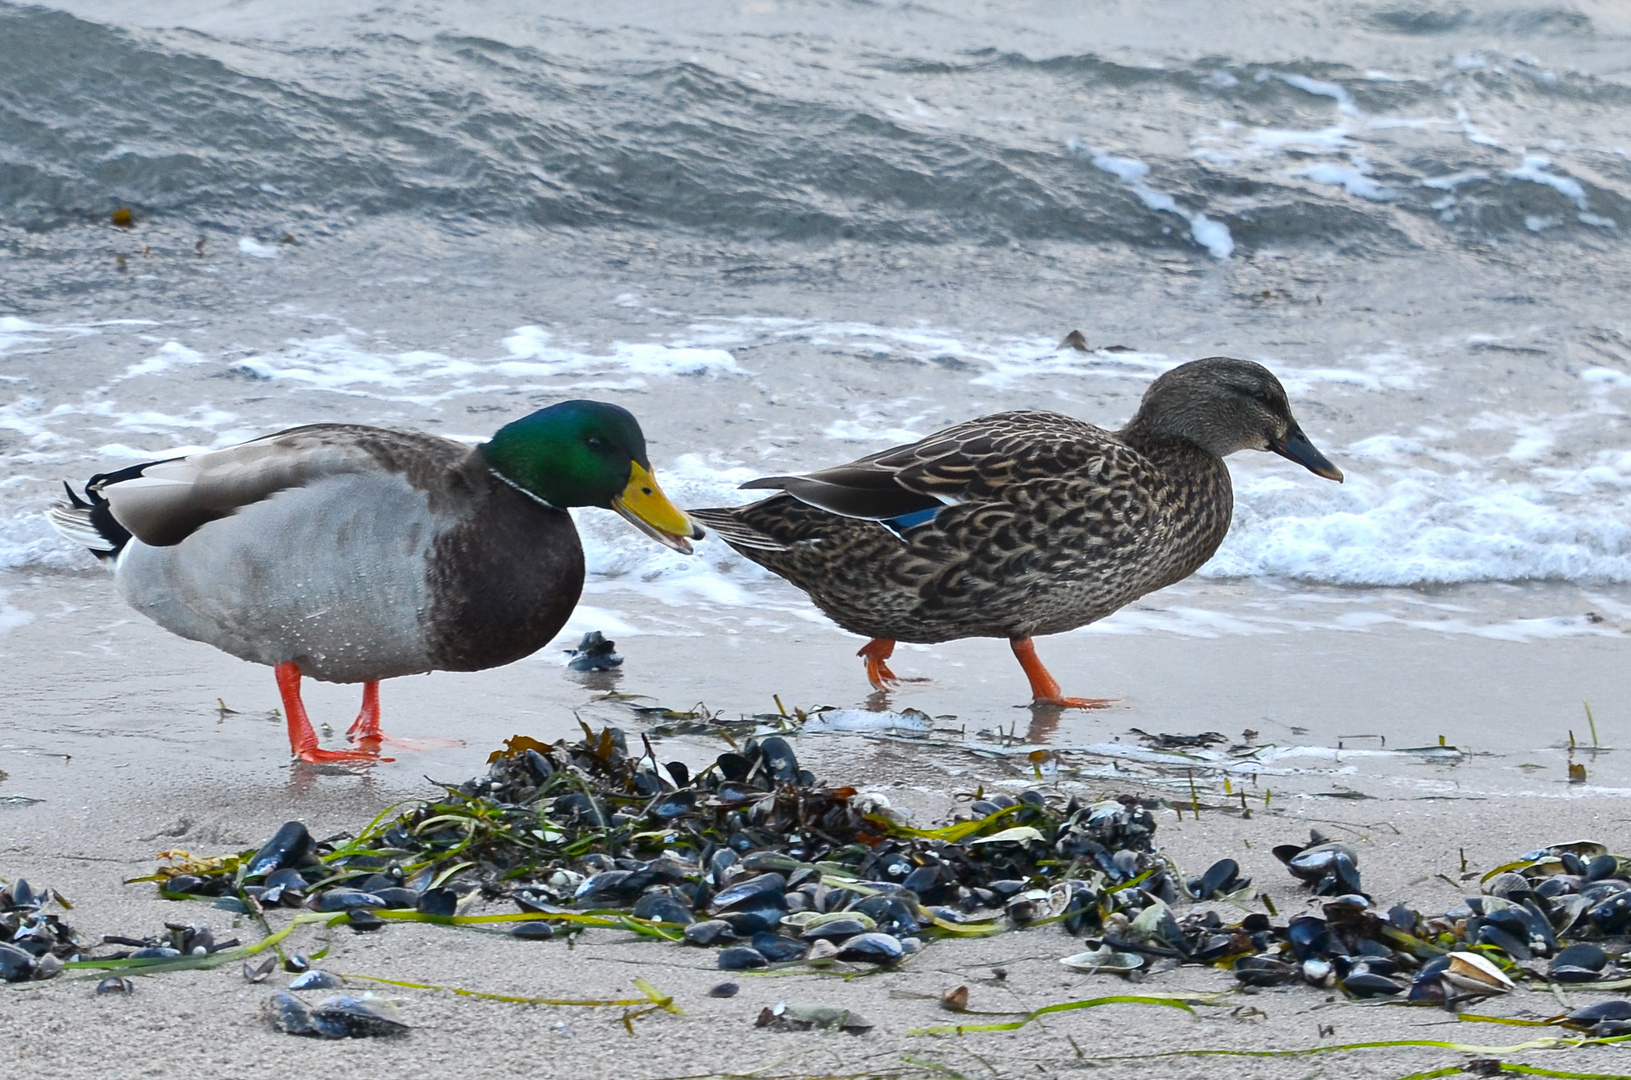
[4,571,1631,1079]
[6,0,1631,1075]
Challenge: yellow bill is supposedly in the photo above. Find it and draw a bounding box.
[611,462,705,554]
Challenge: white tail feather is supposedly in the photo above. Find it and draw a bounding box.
[46,505,116,553]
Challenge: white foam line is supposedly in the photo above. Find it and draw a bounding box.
[1507,155,1589,210]
[1072,142,1234,259]
[1263,71,1362,117]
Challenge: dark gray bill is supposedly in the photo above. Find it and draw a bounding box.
[1271,427,1344,482]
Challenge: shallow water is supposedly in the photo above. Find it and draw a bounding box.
[4,0,1631,697]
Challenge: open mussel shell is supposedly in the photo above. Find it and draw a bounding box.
[307,888,384,913]
[1286,915,1333,961]
[416,887,458,917]
[1441,951,1515,995]
[1549,942,1609,983]
[1566,999,1631,1034]
[247,822,314,878]
[799,915,872,942]
[834,931,906,964]
[1059,946,1143,974]
[1,879,46,912]
[1005,888,1055,926]
[717,946,768,970]
[1233,955,1299,987]
[265,990,408,1039]
[1283,845,1362,896]
[1587,889,1631,933]
[288,970,345,991]
[631,890,694,925]
[309,995,410,1037]
[710,872,786,911]
[1340,968,1405,998]
[849,894,927,939]
[683,919,737,946]
[1187,858,1247,901]
[1483,872,1533,902]
[0,943,38,982]
[750,931,808,963]
[754,736,800,785]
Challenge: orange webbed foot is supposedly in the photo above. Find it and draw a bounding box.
[857,638,901,692]
[339,680,457,752]
[1009,638,1117,711]
[276,665,395,765]
[1030,695,1117,710]
[362,734,464,752]
[295,745,395,765]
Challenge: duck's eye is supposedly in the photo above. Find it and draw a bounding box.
[1251,390,1270,403]
[586,435,605,450]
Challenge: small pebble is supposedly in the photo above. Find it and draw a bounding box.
[708,982,740,998]
[510,922,556,940]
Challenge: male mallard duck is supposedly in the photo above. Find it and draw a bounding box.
[690,357,1341,706]
[48,401,703,763]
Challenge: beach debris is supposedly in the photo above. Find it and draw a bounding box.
[1440,951,1515,996]
[1186,858,1249,900]
[1129,729,1229,750]
[0,878,79,981]
[566,631,623,672]
[128,724,1631,1007]
[1059,946,1144,975]
[1549,942,1610,982]
[755,1001,873,1034]
[265,990,409,1039]
[288,969,346,991]
[91,922,238,961]
[1564,1000,1631,1037]
[244,954,277,983]
[1273,831,1363,897]
[94,976,135,995]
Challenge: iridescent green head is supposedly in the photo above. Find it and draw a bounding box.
[480,400,704,552]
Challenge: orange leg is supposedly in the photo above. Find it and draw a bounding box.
[275,663,392,764]
[343,679,462,752]
[345,681,382,742]
[1009,638,1114,710]
[857,638,901,692]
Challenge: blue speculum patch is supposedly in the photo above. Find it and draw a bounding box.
[881,507,940,539]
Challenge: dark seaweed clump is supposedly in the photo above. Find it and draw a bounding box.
[144,725,1631,1016]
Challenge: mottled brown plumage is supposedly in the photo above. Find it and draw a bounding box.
[690,357,1342,705]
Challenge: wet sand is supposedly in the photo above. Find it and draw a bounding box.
[3,569,1630,1078]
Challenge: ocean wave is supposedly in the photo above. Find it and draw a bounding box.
[3,4,1626,256]
[9,313,1631,594]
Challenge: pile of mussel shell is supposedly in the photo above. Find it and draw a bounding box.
[0,879,77,982]
[1212,833,1631,1004]
[154,724,1180,969]
[147,725,1631,1001]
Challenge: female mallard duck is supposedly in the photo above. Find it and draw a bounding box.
[48,401,703,764]
[690,357,1341,706]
